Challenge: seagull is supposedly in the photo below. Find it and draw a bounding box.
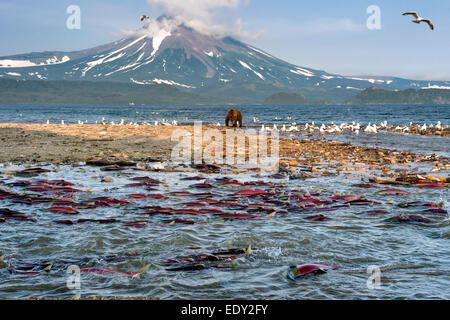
[140,15,149,22]
[420,123,427,132]
[333,124,342,133]
[319,124,326,134]
[402,12,434,30]
[364,123,377,134]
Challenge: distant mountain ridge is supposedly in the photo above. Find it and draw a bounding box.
[0,78,233,105]
[264,92,308,105]
[1,16,449,103]
[349,86,450,104]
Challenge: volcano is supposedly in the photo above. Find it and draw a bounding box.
[1,17,449,103]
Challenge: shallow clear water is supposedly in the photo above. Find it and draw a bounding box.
[0,161,448,300]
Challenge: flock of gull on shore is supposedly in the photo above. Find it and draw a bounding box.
[256,120,447,135]
[43,117,448,136]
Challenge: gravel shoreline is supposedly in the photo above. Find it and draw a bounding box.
[0,123,447,169]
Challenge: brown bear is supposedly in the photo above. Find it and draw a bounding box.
[225,109,243,127]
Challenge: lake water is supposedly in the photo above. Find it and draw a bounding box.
[0,104,449,126]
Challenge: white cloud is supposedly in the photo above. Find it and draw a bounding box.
[124,0,255,39]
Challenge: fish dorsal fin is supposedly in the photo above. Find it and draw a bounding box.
[43,263,52,272]
[72,292,81,300]
[137,263,151,274]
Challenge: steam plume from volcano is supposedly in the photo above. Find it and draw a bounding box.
[127,0,252,39]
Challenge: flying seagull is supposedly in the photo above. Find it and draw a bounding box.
[402,12,434,30]
[140,15,149,22]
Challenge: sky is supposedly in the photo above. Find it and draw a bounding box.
[0,0,449,80]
